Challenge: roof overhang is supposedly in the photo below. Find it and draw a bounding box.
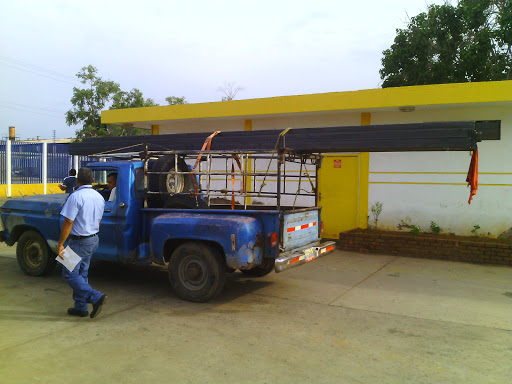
[101,80,512,128]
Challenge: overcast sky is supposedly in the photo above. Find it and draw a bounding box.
[0,0,445,140]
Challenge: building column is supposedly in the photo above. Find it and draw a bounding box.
[359,113,371,229]
[151,125,159,135]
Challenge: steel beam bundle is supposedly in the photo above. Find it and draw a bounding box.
[68,121,499,156]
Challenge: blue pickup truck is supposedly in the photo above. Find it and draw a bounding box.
[0,155,335,302]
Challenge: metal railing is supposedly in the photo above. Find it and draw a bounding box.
[0,141,97,196]
[142,148,320,209]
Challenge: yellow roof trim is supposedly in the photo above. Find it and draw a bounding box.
[102,80,512,124]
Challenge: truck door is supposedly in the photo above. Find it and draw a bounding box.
[96,199,118,261]
[93,168,118,261]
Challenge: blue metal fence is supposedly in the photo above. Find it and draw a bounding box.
[0,141,100,186]
[47,143,72,183]
[11,142,43,184]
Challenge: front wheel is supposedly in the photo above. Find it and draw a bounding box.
[169,242,225,302]
[16,230,56,276]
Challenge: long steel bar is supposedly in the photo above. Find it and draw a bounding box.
[69,121,494,156]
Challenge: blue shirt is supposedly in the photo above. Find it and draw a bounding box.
[60,185,105,236]
[62,176,77,194]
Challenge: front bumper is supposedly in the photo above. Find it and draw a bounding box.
[274,241,336,273]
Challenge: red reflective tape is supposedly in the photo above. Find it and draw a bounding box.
[287,221,317,233]
[289,257,300,264]
[319,245,335,254]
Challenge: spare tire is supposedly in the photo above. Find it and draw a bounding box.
[149,155,201,207]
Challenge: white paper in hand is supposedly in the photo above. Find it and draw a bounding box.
[56,246,82,272]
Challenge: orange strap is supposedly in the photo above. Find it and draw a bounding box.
[192,131,221,173]
[466,147,478,204]
[190,131,221,194]
[231,160,236,210]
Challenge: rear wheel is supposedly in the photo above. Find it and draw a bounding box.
[16,230,56,276]
[241,258,275,277]
[169,242,225,302]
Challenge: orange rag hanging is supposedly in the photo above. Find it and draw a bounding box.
[466,146,478,204]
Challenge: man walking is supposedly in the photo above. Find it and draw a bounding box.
[58,168,77,194]
[58,167,107,319]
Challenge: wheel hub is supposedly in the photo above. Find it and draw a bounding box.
[25,241,43,268]
[179,256,208,291]
[166,167,185,194]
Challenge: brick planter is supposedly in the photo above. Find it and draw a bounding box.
[337,230,512,266]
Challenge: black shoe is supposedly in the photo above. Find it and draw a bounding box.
[68,308,89,317]
[90,295,107,318]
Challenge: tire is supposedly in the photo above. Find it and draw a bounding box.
[16,230,56,276]
[241,258,276,277]
[149,156,196,206]
[169,242,225,302]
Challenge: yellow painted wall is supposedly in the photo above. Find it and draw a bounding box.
[0,184,64,198]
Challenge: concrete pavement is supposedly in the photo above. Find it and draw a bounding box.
[0,245,511,383]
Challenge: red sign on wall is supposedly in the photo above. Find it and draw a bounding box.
[333,159,342,168]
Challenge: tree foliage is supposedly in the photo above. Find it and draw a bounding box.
[165,96,188,105]
[111,88,158,110]
[66,65,159,138]
[380,0,512,88]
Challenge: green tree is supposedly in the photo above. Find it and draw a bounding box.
[66,65,158,138]
[380,0,512,88]
[66,65,120,138]
[111,88,159,110]
[165,96,188,105]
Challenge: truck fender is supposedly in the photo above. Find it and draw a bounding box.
[4,224,57,253]
[150,212,264,270]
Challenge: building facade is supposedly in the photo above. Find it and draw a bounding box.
[102,80,512,238]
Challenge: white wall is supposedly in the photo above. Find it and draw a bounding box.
[369,105,512,236]
[251,112,362,130]
[158,111,362,134]
[159,119,245,134]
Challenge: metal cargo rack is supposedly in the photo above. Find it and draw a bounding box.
[139,147,321,210]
